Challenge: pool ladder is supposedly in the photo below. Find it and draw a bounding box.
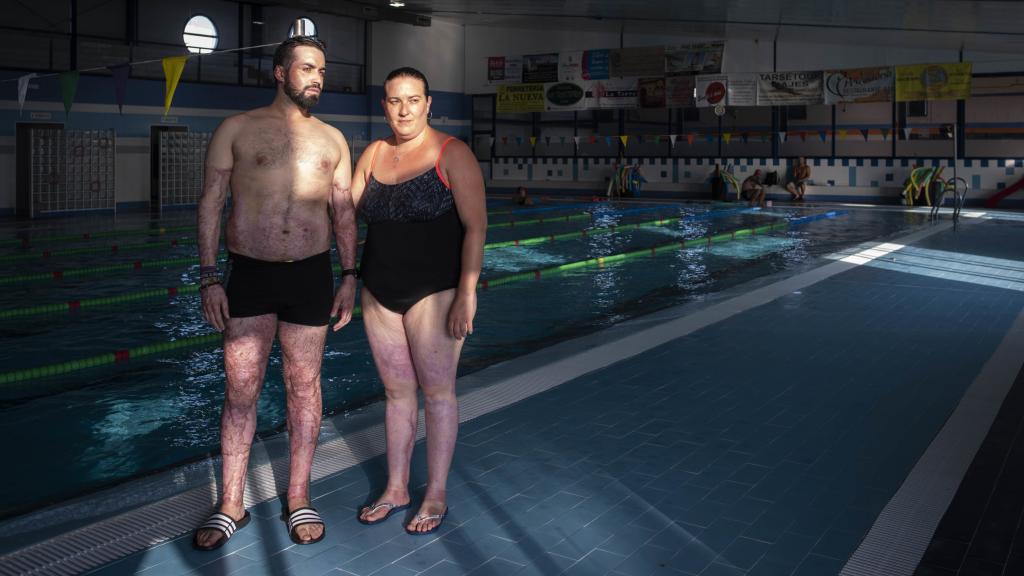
[930,176,969,224]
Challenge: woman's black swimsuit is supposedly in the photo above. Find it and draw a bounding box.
[358,137,464,314]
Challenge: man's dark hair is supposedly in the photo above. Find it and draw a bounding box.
[384,67,430,97]
[273,36,326,75]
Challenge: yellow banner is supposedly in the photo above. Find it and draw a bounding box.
[895,63,972,102]
[162,56,189,115]
[496,84,545,113]
[619,135,628,147]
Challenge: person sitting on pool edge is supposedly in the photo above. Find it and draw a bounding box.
[741,170,767,207]
[786,157,811,201]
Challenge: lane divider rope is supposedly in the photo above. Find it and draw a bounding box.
[0,212,844,384]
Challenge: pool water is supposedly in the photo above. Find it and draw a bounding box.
[0,201,931,518]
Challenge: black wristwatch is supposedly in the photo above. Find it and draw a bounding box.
[341,268,358,278]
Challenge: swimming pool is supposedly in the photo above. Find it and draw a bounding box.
[0,200,932,519]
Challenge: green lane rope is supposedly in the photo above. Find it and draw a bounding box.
[0,215,830,384]
[0,204,583,249]
[0,308,363,385]
[0,208,752,317]
[0,237,198,263]
[480,221,789,289]
[0,256,210,286]
[0,211,602,286]
[0,225,198,248]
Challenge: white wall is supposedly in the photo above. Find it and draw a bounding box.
[371,18,465,93]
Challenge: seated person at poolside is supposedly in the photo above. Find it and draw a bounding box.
[786,157,811,201]
[515,186,533,206]
[741,170,766,207]
[709,164,725,201]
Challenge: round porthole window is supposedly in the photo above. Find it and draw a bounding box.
[289,17,317,38]
[183,15,218,54]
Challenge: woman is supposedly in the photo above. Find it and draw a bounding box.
[350,67,486,535]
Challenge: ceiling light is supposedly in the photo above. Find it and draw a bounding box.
[390,1,405,7]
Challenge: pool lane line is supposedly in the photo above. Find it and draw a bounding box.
[0,204,596,249]
[0,209,606,265]
[0,225,199,248]
[0,256,213,286]
[487,206,754,249]
[0,237,201,263]
[0,206,686,285]
[481,211,845,289]
[0,207,759,318]
[0,212,844,384]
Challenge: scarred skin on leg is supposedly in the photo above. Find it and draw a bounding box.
[194,37,357,549]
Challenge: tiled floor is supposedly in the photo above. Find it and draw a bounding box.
[84,218,1024,576]
[914,361,1024,576]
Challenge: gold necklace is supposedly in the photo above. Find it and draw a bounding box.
[392,134,425,163]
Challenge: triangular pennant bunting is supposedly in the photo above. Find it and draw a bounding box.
[902,127,912,140]
[59,71,79,117]
[860,129,870,141]
[881,128,890,141]
[162,55,189,115]
[686,133,695,146]
[778,131,787,142]
[619,135,629,147]
[670,134,678,148]
[819,131,827,143]
[17,73,36,116]
[109,64,130,115]
[838,129,848,140]
[722,133,732,144]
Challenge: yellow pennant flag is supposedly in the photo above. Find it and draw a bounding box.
[618,135,628,147]
[838,129,848,140]
[722,133,732,144]
[162,56,189,115]
[529,136,537,147]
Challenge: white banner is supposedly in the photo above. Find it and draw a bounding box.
[591,78,638,109]
[756,71,823,105]
[727,74,757,106]
[824,67,893,104]
[559,51,582,82]
[696,75,728,107]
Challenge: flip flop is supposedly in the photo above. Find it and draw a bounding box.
[287,506,326,545]
[357,501,410,525]
[405,507,448,536]
[192,510,251,551]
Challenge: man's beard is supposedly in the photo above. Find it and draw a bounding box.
[284,77,320,110]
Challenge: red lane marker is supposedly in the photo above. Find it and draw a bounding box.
[650,247,657,255]
[534,270,541,279]
[42,251,51,258]
[481,280,489,289]
[114,350,130,363]
[133,261,143,269]
[514,239,520,246]
[53,271,63,280]
[68,300,81,311]
[167,287,178,297]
